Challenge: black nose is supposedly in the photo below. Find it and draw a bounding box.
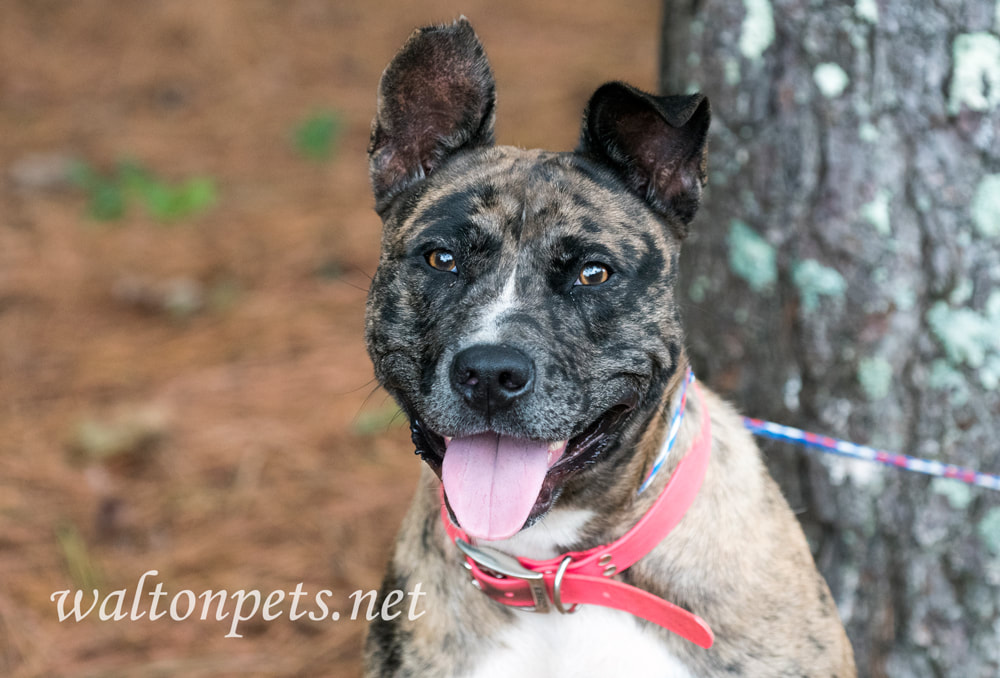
[450,344,536,413]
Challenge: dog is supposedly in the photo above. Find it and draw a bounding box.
[362,18,856,678]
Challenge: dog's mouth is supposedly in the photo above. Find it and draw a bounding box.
[408,389,639,541]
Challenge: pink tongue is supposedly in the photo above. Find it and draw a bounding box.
[442,434,552,541]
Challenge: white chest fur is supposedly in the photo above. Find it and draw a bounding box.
[460,508,696,678]
[459,605,695,678]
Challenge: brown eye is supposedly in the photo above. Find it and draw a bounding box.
[426,249,457,273]
[576,262,611,286]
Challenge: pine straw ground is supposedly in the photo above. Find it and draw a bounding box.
[0,1,659,675]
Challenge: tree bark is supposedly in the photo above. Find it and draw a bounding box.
[661,1,1000,676]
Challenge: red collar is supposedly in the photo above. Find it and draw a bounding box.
[440,379,714,649]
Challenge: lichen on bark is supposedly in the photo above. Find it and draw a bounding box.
[661,1,1000,675]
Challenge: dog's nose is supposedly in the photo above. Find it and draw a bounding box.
[450,344,535,413]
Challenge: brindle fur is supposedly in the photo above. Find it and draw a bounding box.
[363,18,855,677]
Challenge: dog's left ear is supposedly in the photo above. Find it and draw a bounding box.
[369,18,496,214]
[578,83,710,238]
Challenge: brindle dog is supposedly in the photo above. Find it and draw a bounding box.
[363,18,855,678]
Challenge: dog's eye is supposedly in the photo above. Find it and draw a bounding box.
[426,249,458,273]
[576,262,612,286]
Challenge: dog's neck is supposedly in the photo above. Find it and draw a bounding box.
[479,357,697,561]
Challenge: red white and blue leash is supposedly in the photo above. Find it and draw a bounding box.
[743,417,1000,492]
[640,369,1000,494]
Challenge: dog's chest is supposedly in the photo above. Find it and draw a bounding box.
[458,606,696,678]
[458,509,697,677]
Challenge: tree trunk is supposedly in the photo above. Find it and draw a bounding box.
[660,1,1000,676]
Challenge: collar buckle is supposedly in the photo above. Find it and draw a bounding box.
[551,555,578,614]
[455,538,551,613]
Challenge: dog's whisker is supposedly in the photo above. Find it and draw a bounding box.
[331,376,379,397]
[351,382,386,425]
[387,407,407,430]
[335,277,371,293]
[347,263,375,282]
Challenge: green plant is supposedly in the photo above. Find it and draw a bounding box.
[55,522,103,591]
[71,159,217,223]
[71,162,126,220]
[293,110,343,161]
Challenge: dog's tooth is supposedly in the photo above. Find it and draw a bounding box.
[547,440,567,467]
[444,435,452,444]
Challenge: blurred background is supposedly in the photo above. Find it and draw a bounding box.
[0,1,661,676]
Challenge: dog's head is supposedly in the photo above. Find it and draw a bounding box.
[365,19,709,541]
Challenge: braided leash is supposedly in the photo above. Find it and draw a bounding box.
[743,417,1000,492]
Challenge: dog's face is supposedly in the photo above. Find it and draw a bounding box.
[366,19,709,541]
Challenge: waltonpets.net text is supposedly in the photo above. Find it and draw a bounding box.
[50,570,426,638]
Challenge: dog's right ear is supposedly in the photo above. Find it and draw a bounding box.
[369,18,496,214]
